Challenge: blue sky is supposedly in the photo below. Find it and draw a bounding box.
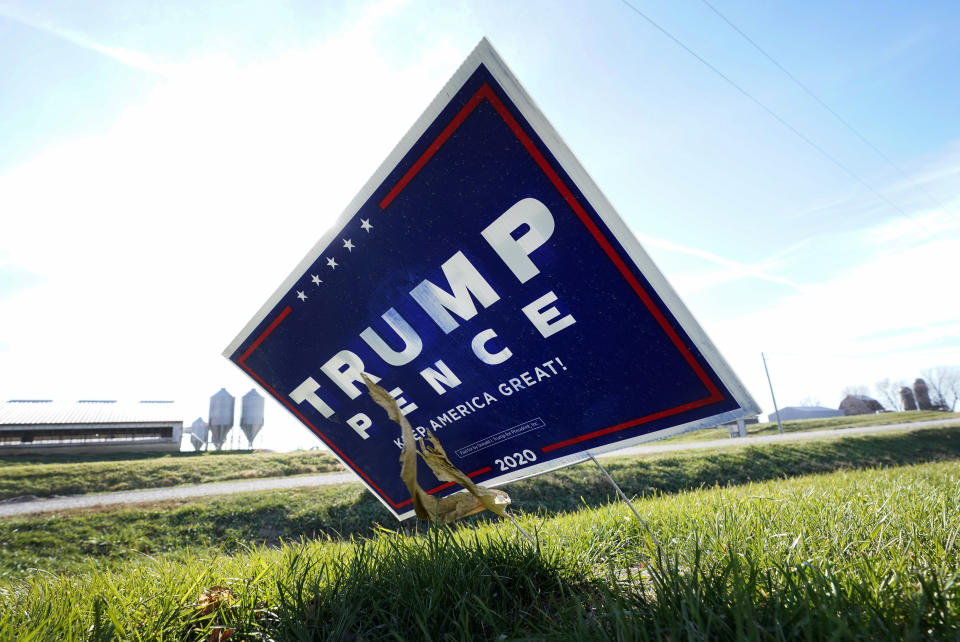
[1,0,958,450]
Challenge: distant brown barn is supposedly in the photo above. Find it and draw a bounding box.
[839,394,884,416]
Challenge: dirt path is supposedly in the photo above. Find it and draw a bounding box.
[2,418,956,518]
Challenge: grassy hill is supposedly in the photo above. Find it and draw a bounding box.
[0,449,342,500]
[2,426,959,578]
[656,409,956,444]
[1,442,958,639]
[0,410,954,501]
[2,425,959,639]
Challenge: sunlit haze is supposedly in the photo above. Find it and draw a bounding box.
[2,0,958,451]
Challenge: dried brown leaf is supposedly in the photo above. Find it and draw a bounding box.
[197,585,232,616]
[208,626,235,642]
[362,374,511,522]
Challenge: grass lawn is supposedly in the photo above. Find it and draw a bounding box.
[2,412,955,502]
[1,425,959,580]
[0,449,343,500]
[656,409,958,445]
[1,450,957,639]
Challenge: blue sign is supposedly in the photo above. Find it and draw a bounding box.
[225,40,758,519]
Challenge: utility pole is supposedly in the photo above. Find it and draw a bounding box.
[762,352,784,435]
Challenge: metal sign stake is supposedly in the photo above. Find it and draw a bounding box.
[762,352,785,435]
[507,512,535,545]
[588,453,661,550]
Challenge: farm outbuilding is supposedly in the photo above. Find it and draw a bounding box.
[839,394,885,416]
[0,400,183,455]
[768,406,842,422]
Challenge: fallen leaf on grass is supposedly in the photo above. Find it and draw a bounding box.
[197,585,232,615]
[363,375,511,523]
[208,626,235,641]
[186,586,241,641]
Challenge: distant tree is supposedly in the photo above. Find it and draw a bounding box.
[875,378,905,411]
[921,366,960,412]
[799,396,822,407]
[841,385,869,398]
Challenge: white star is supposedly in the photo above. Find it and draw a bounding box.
[360,218,373,232]
[327,257,338,269]
[311,274,322,286]
[296,290,307,301]
[343,238,355,252]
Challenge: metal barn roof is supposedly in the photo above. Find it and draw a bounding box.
[0,400,183,426]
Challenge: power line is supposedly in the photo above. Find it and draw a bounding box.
[615,0,931,235]
[697,0,945,212]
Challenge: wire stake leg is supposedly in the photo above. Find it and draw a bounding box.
[507,512,535,545]
[589,452,661,550]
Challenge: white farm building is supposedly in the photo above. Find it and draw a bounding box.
[0,400,183,455]
[767,406,842,422]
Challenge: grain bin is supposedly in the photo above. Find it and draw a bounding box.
[240,389,264,448]
[913,379,932,411]
[208,388,235,450]
[190,417,208,451]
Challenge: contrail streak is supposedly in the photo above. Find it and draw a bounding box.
[638,233,806,291]
[0,3,171,75]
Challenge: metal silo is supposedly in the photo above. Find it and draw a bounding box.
[240,389,265,448]
[190,417,208,451]
[208,388,235,450]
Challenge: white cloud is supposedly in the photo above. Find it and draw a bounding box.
[708,200,960,413]
[0,1,468,450]
[884,141,960,202]
[1,0,957,445]
[867,205,960,245]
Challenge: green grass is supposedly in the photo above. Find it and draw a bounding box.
[657,409,958,444]
[0,449,343,500]
[2,458,958,639]
[2,425,959,580]
[0,448,269,467]
[4,412,951,502]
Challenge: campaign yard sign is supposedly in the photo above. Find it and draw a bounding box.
[224,39,759,520]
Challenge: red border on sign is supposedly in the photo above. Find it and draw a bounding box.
[236,78,726,509]
[380,82,725,453]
